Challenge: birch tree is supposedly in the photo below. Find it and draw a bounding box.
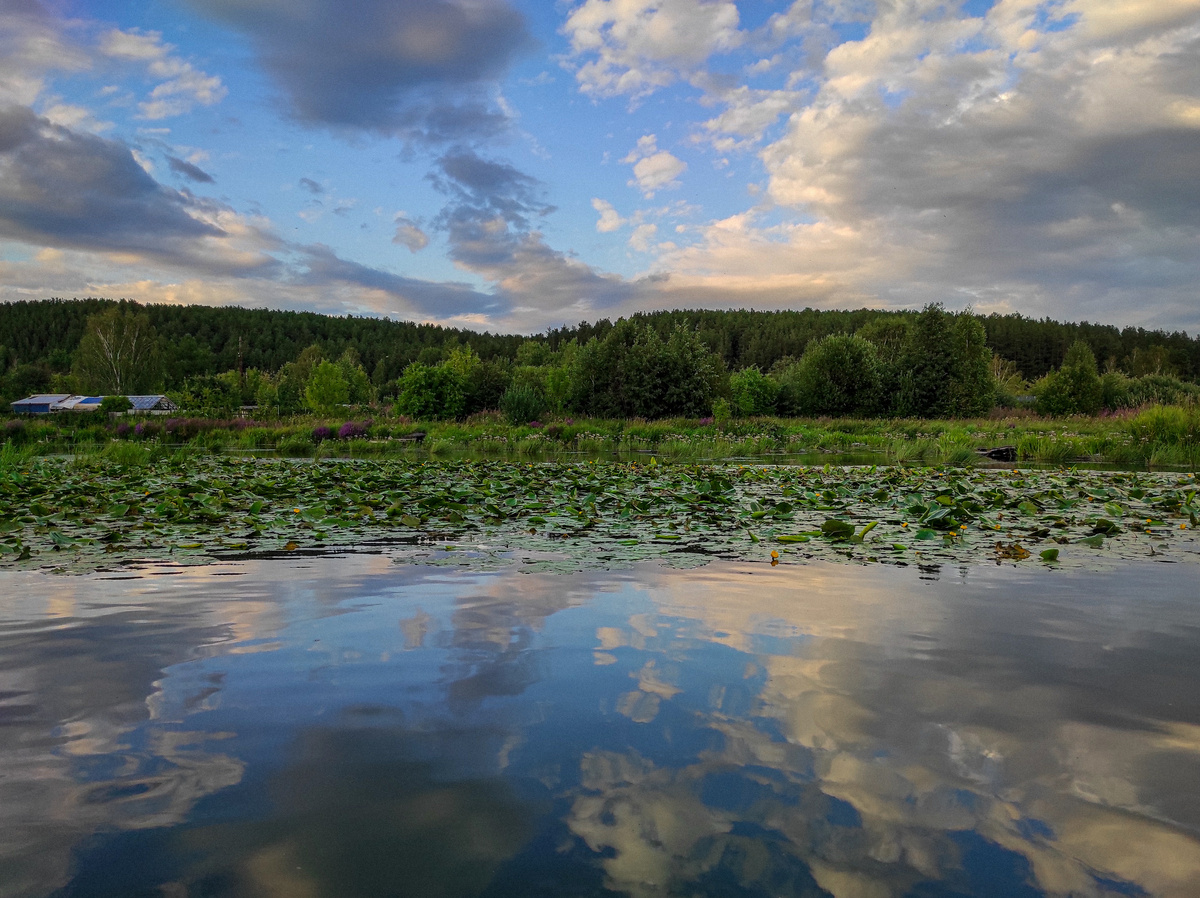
[72,307,162,394]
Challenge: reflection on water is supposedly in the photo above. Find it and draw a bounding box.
[1,556,1198,897]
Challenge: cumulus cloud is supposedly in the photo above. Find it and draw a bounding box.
[393,215,430,252]
[98,28,226,119]
[562,0,743,97]
[592,197,625,232]
[628,222,657,252]
[0,106,278,277]
[623,135,687,197]
[697,85,801,149]
[421,148,635,322]
[185,0,533,142]
[628,0,1200,330]
[430,148,555,229]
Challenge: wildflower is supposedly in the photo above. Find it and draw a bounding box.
[294,508,301,513]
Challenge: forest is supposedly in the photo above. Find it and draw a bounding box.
[1,297,1198,421]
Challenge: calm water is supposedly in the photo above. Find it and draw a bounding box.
[1,556,1198,898]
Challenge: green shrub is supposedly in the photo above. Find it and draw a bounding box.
[1034,341,1102,416]
[1100,371,1133,410]
[499,384,546,425]
[1126,374,1200,407]
[99,395,133,414]
[394,363,465,420]
[729,368,779,416]
[782,334,882,417]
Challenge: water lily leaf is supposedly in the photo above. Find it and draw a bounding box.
[776,534,810,543]
[1040,548,1059,561]
[400,514,421,528]
[914,528,938,540]
[820,519,855,540]
[1078,534,1105,547]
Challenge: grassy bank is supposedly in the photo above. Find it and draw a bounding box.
[2,404,1198,469]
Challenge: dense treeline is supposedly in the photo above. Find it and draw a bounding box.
[2,298,1198,418]
[547,309,1200,380]
[0,298,523,392]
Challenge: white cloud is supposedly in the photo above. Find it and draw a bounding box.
[623,135,687,197]
[697,85,800,148]
[609,0,1200,330]
[562,0,743,97]
[393,215,430,252]
[99,28,226,119]
[0,0,89,107]
[628,222,657,252]
[592,197,625,232]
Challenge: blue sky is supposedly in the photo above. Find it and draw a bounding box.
[1,0,1198,333]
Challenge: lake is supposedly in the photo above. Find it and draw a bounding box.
[1,554,1198,897]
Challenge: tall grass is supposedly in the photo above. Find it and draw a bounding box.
[0,442,35,471]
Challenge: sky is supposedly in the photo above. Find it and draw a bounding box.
[1,0,1198,336]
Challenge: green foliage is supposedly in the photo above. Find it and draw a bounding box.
[729,368,779,417]
[1126,404,1200,445]
[99,395,132,414]
[1035,341,1102,416]
[0,362,52,407]
[175,372,245,416]
[895,306,994,418]
[991,354,1030,407]
[1125,344,1174,377]
[71,307,162,394]
[393,363,464,420]
[1126,374,1200,407]
[1100,371,1133,410]
[305,360,351,414]
[499,384,545,425]
[781,334,882,417]
[569,320,722,419]
[947,314,995,416]
[335,349,374,405]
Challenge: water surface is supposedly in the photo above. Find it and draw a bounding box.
[1,556,1198,897]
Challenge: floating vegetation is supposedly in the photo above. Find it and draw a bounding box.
[1,457,1197,574]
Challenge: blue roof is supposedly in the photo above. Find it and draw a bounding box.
[127,395,172,410]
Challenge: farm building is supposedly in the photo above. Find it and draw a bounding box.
[52,396,104,412]
[128,395,180,414]
[10,394,180,415]
[10,394,74,414]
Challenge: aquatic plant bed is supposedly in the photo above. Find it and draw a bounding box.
[1,458,1197,573]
